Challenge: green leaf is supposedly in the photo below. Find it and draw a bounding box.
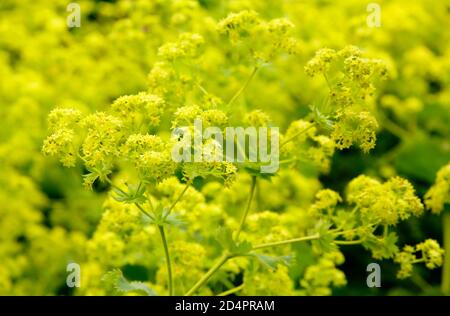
[395,136,450,183]
[164,212,185,227]
[362,232,399,260]
[253,253,292,270]
[333,209,357,232]
[102,269,157,296]
[112,183,146,204]
[215,226,253,255]
[83,165,112,189]
[82,172,99,189]
[242,164,276,180]
[309,104,334,131]
[233,240,253,255]
[216,226,235,250]
[291,243,315,278]
[312,221,337,253]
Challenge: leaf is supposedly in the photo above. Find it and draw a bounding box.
[215,226,235,251]
[253,253,292,270]
[82,172,99,190]
[242,164,276,180]
[112,183,146,204]
[215,226,253,255]
[310,104,334,131]
[102,269,157,296]
[164,212,186,227]
[312,221,337,253]
[291,243,316,277]
[83,165,112,189]
[395,136,450,183]
[362,232,399,260]
[233,240,253,255]
[333,210,357,233]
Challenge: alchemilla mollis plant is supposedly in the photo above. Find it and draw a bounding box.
[42,9,446,296]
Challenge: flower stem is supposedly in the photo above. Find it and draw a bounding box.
[134,203,155,221]
[441,212,450,295]
[185,253,230,296]
[251,234,320,250]
[334,239,363,245]
[235,176,257,240]
[217,284,244,296]
[185,177,257,296]
[226,66,259,107]
[166,179,193,215]
[158,225,174,296]
[185,232,320,295]
[280,123,316,149]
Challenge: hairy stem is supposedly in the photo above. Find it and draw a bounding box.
[134,203,154,221]
[166,179,193,215]
[334,239,363,245]
[185,253,230,296]
[226,66,259,107]
[280,123,316,149]
[411,271,431,292]
[217,284,244,297]
[379,112,409,140]
[442,212,450,295]
[185,232,321,295]
[251,234,320,250]
[235,176,257,240]
[185,176,257,296]
[158,225,174,296]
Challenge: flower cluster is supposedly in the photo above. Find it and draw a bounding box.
[395,240,444,279]
[300,252,346,296]
[158,33,204,61]
[217,10,300,63]
[281,120,335,173]
[347,175,424,226]
[331,109,378,152]
[304,46,389,153]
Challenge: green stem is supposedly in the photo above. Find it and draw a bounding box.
[335,239,363,245]
[166,179,192,215]
[280,123,315,149]
[379,112,409,140]
[135,203,154,221]
[235,176,257,240]
[185,177,257,296]
[442,213,450,295]
[251,234,320,250]
[226,66,259,107]
[323,73,332,89]
[185,253,230,296]
[185,232,320,295]
[158,225,174,296]
[217,284,244,297]
[196,83,209,96]
[411,271,431,292]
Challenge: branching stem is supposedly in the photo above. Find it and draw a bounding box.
[185,253,230,296]
[217,284,244,296]
[251,234,320,250]
[235,176,257,240]
[158,225,174,296]
[166,179,193,215]
[226,66,259,107]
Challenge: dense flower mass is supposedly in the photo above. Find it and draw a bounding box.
[1,0,449,296]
